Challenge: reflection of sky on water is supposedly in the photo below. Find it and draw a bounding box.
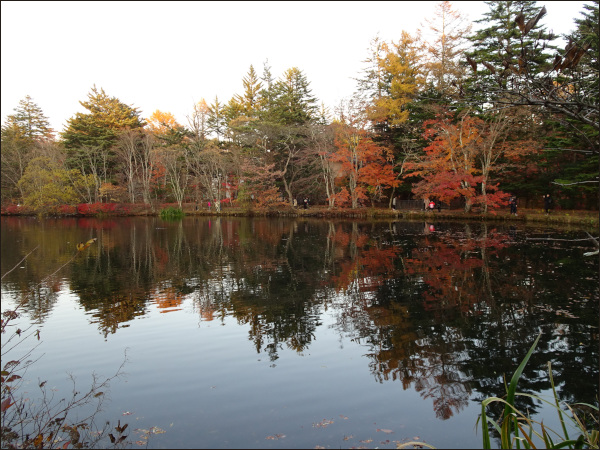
[1,216,597,449]
[4,287,487,448]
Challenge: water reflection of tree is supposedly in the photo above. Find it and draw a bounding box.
[329,221,598,421]
[1,217,94,319]
[2,216,597,421]
[191,219,330,362]
[464,227,599,418]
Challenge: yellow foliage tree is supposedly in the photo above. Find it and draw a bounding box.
[18,157,91,212]
[146,110,181,137]
[368,31,426,128]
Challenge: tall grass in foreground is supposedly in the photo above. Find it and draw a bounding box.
[159,206,184,220]
[478,333,599,449]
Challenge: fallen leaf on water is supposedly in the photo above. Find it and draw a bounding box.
[135,441,146,446]
[77,238,97,251]
[360,439,373,443]
[377,428,394,434]
[122,411,132,416]
[343,435,354,440]
[313,419,334,428]
[340,415,349,419]
[266,434,286,440]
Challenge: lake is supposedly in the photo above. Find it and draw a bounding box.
[1,215,598,449]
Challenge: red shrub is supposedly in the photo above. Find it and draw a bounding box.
[58,205,77,215]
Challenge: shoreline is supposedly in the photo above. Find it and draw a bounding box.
[2,205,598,229]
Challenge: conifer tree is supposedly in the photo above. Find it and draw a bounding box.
[234,65,263,118]
[269,67,318,126]
[61,85,144,151]
[422,1,472,100]
[2,95,54,141]
[464,0,556,104]
[61,86,145,183]
[207,96,227,141]
[1,96,54,203]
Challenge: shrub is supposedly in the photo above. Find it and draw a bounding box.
[57,204,77,215]
[159,207,184,220]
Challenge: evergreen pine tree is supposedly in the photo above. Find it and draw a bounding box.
[61,85,144,151]
[464,1,556,105]
[2,95,53,142]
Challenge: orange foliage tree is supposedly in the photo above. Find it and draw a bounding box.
[146,110,181,137]
[331,101,399,208]
[405,110,511,212]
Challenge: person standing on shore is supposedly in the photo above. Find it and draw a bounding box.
[509,196,518,215]
[544,194,553,214]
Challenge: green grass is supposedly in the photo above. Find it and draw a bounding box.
[478,333,599,449]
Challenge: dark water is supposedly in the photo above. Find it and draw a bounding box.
[1,216,598,449]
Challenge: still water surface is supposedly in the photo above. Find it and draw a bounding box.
[1,216,598,449]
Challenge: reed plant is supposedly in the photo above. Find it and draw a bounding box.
[478,333,599,449]
[159,206,184,220]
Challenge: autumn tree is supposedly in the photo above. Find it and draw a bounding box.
[147,110,180,137]
[157,145,188,208]
[206,97,227,141]
[331,99,399,208]
[308,123,338,208]
[1,96,54,203]
[421,1,472,99]
[235,65,263,118]
[114,129,157,205]
[18,156,95,212]
[62,85,144,150]
[354,32,427,203]
[186,100,210,145]
[465,1,598,208]
[237,158,284,209]
[61,86,145,185]
[364,32,426,134]
[406,110,510,212]
[186,141,234,211]
[354,35,388,102]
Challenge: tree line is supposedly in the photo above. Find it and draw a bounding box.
[1,0,598,214]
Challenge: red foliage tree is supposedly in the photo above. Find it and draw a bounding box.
[331,123,399,208]
[405,110,511,212]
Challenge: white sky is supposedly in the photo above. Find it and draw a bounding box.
[1,1,587,135]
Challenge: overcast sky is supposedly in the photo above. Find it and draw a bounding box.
[1,1,588,134]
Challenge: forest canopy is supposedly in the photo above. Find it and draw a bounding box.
[2,1,598,213]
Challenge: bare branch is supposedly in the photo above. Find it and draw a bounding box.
[551,180,599,186]
[1,246,39,280]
